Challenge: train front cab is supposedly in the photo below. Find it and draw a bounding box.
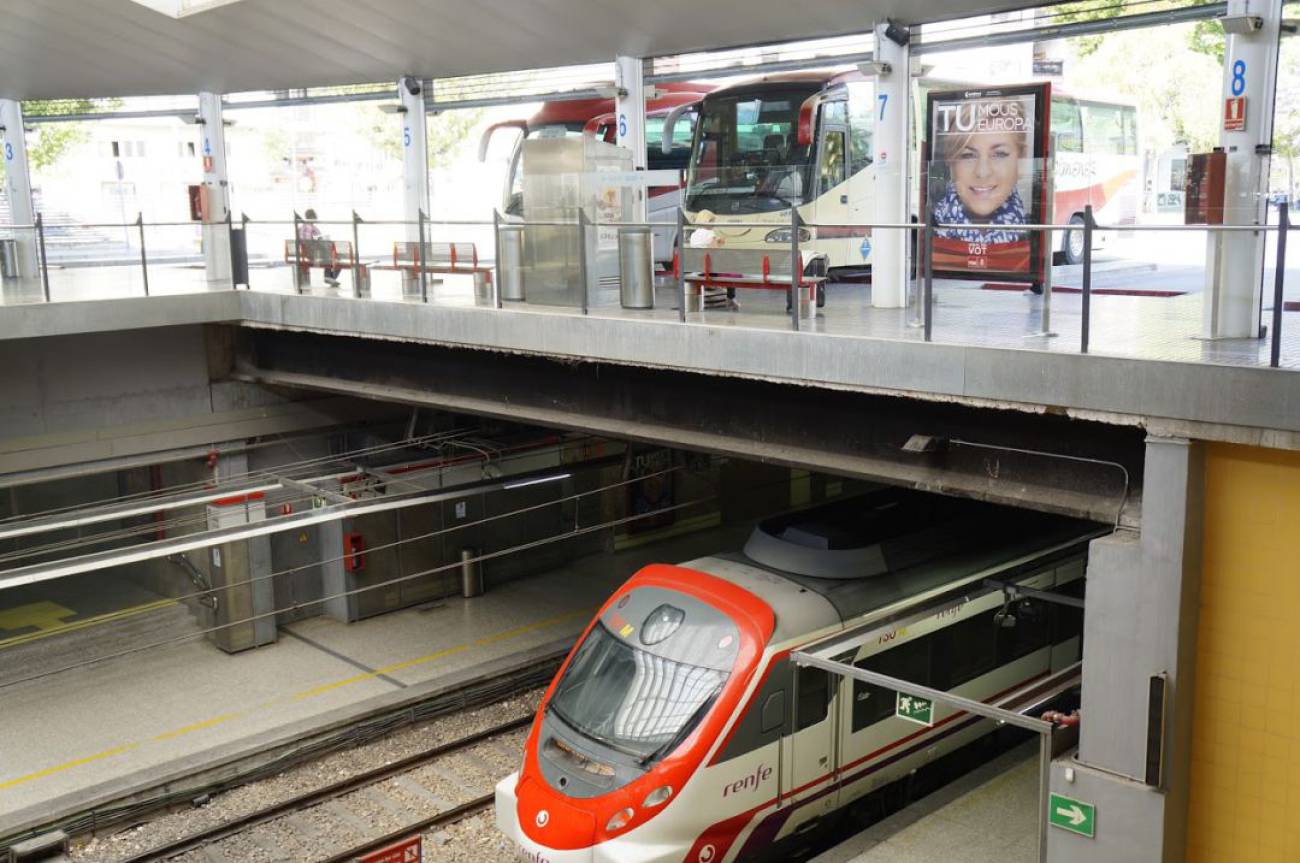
[678,550,1088,861]
[495,563,776,863]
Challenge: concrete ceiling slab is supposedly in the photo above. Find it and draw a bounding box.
[2,0,1049,100]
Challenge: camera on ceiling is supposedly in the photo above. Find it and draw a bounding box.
[402,76,422,97]
[883,19,911,47]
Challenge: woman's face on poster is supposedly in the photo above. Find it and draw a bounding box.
[948,131,1022,218]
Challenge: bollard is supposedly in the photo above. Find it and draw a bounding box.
[618,226,655,309]
[498,223,525,301]
[460,547,483,598]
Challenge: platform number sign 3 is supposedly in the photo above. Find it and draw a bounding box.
[895,692,934,726]
[3,141,12,162]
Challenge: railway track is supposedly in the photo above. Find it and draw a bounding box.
[116,715,533,863]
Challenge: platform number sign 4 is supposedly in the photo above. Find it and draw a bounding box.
[1049,792,1096,839]
[895,692,934,726]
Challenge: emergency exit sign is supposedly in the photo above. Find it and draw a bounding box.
[895,692,934,726]
[1224,96,1246,132]
[360,836,421,863]
[1049,793,1096,838]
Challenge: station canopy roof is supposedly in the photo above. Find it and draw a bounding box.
[2,0,1061,101]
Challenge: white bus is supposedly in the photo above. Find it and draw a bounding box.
[674,70,1139,277]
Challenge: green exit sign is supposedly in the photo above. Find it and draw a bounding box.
[1049,792,1096,838]
[895,692,934,726]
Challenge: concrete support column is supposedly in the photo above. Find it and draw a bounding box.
[0,99,39,277]
[615,56,648,220]
[1050,436,1204,862]
[1202,0,1283,339]
[871,22,910,308]
[204,452,276,651]
[196,91,232,288]
[399,76,429,243]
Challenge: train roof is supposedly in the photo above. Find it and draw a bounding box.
[685,490,1100,644]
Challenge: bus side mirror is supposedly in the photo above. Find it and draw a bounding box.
[661,103,694,155]
[797,93,823,148]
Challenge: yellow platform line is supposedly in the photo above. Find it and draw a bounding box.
[0,598,178,651]
[0,603,592,794]
[0,744,140,791]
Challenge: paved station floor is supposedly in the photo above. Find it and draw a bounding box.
[811,741,1041,863]
[0,521,750,836]
[4,254,1295,370]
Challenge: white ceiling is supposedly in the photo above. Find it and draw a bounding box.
[0,0,1053,101]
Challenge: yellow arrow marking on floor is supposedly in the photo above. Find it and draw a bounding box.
[0,601,77,638]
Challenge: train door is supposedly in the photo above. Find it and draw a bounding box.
[783,664,840,827]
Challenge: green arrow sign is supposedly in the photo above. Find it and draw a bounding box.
[895,692,934,726]
[1049,792,1095,838]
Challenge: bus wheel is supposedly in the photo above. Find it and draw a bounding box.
[1063,214,1087,265]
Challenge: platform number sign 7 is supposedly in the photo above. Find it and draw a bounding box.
[878,93,888,121]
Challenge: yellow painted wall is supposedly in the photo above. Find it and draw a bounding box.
[1186,444,1300,862]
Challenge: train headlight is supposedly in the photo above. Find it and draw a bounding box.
[606,807,636,832]
[642,785,674,808]
[764,227,812,243]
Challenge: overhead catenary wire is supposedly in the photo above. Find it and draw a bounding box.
[0,429,480,527]
[0,491,717,691]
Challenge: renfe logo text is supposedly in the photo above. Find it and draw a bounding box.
[723,764,773,797]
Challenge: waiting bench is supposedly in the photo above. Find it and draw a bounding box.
[677,247,827,313]
[284,238,359,291]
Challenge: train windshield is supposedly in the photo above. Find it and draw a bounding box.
[548,622,730,761]
[685,87,818,214]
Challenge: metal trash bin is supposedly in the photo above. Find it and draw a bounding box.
[473,270,491,305]
[498,224,525,301]
[618,226,654,309]
[0,238,19,280]
[460,547,483,598]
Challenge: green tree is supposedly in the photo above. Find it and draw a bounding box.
[363,104,484,168]
[21,99,119,172]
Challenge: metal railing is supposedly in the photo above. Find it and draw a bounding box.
[2,205,1295,369]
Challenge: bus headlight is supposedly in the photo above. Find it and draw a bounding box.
[606,807,636,832]
[642,785,674,808]
[765,227,812,243]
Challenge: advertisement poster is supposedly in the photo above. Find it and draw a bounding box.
[924,83,1051,282]
[626,447,676,534]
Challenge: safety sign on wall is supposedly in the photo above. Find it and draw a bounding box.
[1224,97,1246,132]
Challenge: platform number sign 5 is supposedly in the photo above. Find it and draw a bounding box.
[404,126,412,148]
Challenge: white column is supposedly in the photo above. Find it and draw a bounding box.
[399,76,429,242]
[197,91,231,288]
[871,22,910,309]
[0,99,39,277]
[616,56,648,223]
[1202,0,1283,339]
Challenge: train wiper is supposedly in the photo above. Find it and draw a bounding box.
[638,690,722,766]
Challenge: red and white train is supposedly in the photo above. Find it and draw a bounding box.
[496,489,1097,862]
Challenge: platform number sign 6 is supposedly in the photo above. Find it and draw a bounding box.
[618,113,628,138]
[1231,60,1246,97]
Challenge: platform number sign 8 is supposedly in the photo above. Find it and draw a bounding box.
[1231,60,1247,97]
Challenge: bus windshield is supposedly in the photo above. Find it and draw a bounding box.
[686,89,818,214]
[548,622,729,761]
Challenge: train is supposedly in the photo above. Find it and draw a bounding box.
[495,488,1100,862]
